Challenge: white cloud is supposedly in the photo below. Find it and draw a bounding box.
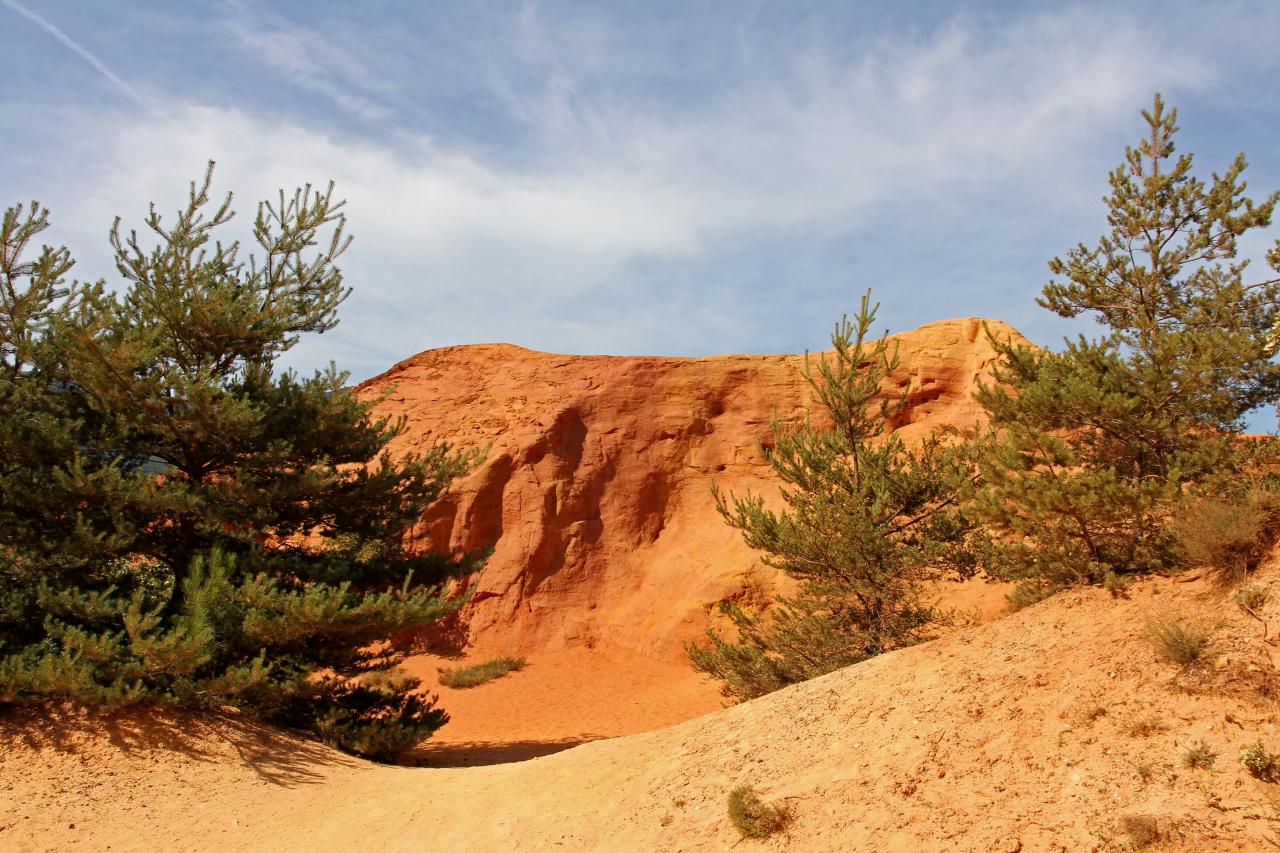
[6,2,1269,381]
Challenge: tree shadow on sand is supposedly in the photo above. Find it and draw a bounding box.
[412,735,601,767]
[0,703,355,787]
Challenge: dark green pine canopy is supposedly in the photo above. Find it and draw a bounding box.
[0,164,483,760]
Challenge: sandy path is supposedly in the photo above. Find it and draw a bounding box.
[402,646,725,766]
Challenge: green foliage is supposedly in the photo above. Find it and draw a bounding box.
[312,671,446,761]
[1146,616,1215,667]
[1006,580,1054,611]
[726,786,789,839]
[0,165,481,759]
[1240,740,1280,782]
[437,656,526,689]
[689,292,976,700]
[974,94,1280,588]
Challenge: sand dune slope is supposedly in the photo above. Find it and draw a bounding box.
[4,565,1279,852]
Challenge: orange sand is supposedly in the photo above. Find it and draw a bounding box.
[4,565,1278,851]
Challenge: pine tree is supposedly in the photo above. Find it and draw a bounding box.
[0,165,480,759]
[975,94,1280,590]
[689,293,976,700]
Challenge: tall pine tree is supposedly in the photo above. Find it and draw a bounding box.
[974,95,1280,590]
[0,165,480,760]
[689,293,975,700]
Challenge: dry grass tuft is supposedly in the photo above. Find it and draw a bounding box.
[1124,714,1168,738]
[1170,487,1280,582]
[1118,814,1161,848]
[1183,740,1218,770]
[1234,584,1270,612]
[1146,616,1216,667]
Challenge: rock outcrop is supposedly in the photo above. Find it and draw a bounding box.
[358,318,1023,659]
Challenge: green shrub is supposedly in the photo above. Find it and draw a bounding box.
[438,656,526,689]
[1183,740,1218,770]
[1006,581,1054,611]
[1240,741,1280,782]
[727,786,789,839]
[1146,617,1215,667]
[312,672,446,762]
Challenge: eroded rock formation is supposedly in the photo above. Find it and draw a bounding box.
[358,318,1023,659]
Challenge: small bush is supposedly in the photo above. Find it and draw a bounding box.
[1240,741,1280,782]
[1183,740,1218,770]
[437,656,526,689]
[727,785,789,839]
[1171,488,1280,581]
[1235,584,1270,612]
[1146,616,1215,666]
[1119,814,1161,848]
[1103,570,1134,598]
[311,672,447,763]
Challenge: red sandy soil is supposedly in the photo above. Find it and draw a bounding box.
[4,564,1278,852]
[403,647,725,767]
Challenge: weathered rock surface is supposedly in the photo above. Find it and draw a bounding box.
[358,318,1024,659]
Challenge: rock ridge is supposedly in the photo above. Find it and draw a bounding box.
[358,317,1026,658]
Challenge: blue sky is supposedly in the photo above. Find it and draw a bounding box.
[3,0,1280,427]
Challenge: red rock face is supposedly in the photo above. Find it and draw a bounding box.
[358,318,1023,660]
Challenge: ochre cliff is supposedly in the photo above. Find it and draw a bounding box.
[358,318,1024,659]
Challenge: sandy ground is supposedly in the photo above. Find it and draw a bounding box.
[3,568,1280,852]
[402,647,725,766]
[400,576,1011,768]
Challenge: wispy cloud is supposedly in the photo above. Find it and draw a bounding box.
[215,0,393,122]
[0,0,151,111]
